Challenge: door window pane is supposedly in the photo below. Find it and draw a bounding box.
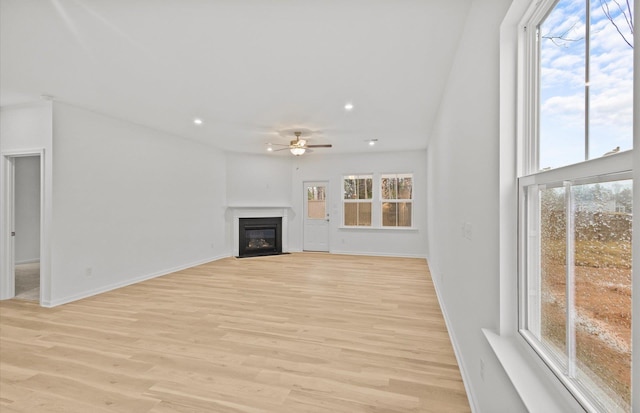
[307,186,326,219]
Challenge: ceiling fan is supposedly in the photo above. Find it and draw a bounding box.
[268,131,332,156]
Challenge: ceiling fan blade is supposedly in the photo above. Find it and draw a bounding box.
[306,144,332,148]
[272,147,291,152]
[267,143,291,147]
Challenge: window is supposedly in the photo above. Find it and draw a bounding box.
[342,173,414,227]
[343,175,373,226]
[519,0,633,412]
[307,185,326,219]
[381,173,413,227]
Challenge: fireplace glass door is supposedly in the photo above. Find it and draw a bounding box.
[245,228,276,251]
[238,217,282,258]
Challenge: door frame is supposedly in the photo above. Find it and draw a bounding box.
[0,149,46,303]
[302,180,330,252]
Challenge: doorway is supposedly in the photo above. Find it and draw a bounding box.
[1,152,43,303]
[14,156,41,300]
[303,181,330,252]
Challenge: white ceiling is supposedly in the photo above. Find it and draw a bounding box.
[0,0,470,155]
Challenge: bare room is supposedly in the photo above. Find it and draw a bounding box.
[1,1,637,412]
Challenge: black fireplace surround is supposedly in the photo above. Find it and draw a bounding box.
[238,217,282,258]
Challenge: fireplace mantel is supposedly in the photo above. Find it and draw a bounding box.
[227,206,289,257]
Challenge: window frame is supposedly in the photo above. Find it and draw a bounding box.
[380,173,414,228]
[342,174,374,227]
[518,157,632,412]
[517,0,634,411]
[341,172,415,229]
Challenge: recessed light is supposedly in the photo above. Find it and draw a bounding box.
[193,118,203,125]
[344,102,354,111]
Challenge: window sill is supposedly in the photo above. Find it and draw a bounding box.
[482,329,585,413]
[338,226,418,231]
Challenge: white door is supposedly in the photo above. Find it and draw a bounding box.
[303,181,330,251]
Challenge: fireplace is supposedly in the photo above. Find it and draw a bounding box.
[238,217,282,258]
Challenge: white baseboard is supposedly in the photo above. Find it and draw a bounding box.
[285,249,426,259]
[429,263,480,413]
[15,258,40,265]
[42,254,230,308]
[330,249,427,259]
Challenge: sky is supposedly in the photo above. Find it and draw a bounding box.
[538,0,634,170]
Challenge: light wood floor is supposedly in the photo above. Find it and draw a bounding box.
[0,253,470,413]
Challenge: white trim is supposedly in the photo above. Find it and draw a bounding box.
[330,250,426,259]
[45,252,430,307]
[15,258,40,265]
[42,254,229,307]
[633,3,640,411]
[483,329,585,412]
[0,149,46,304]
[0,155,15,300]
[430,263,479,413]
[226,205,291,209]
[338,226,418,231]
[518,151,632,187]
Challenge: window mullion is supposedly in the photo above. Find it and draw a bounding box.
[584,0,590,161]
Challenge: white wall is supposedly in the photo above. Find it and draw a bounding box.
[224,151,427,257]
[225,152,293,255]
[290,151,427,257]
[0,101,52,301]
[226,153,292,206]
[14,156,40,263]
[426,0,526,411]
[49,102,227,305]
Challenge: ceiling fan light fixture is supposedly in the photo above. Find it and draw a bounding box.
[290,147,306,156]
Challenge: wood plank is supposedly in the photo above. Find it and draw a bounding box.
[0,253,469,412]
